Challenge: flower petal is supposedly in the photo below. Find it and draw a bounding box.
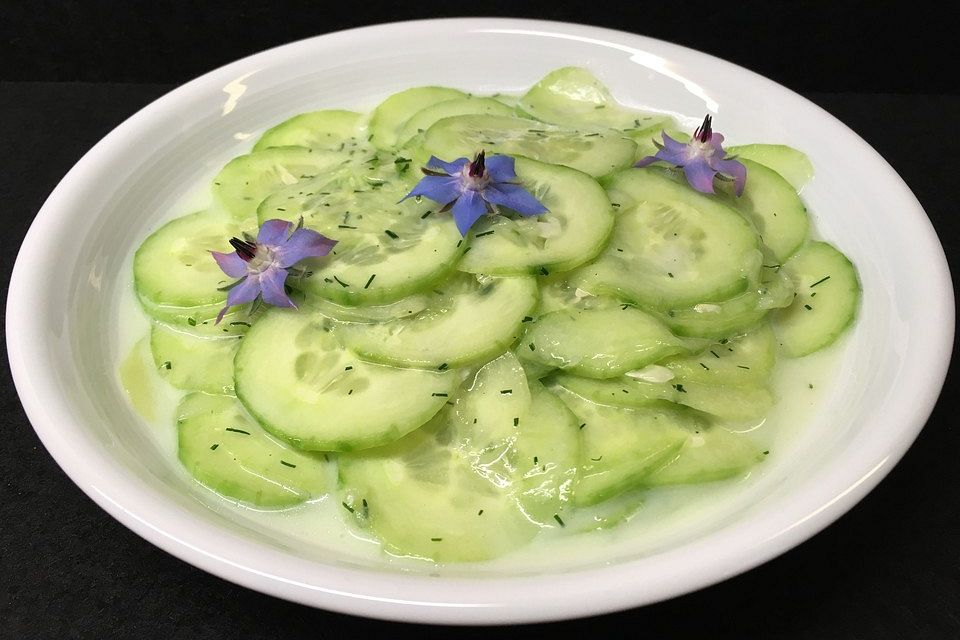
[714,157,747,196]
[216,276,261,323]
[660,132,690,156]
[211,250,249,278]
[483,155,517,183]
[257,219,294,246]
[277,227,337,267]
[634,154,661,168]
[258,267,296,308]
[482,182,548,217]
[400,175,464,205]
[451,191,488,236]
[426,156,469,175]
[683,157,718,194]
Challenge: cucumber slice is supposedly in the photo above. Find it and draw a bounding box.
[177,393,328,507]
[252,110,365,152]
[627,123,686,161]
[550,386,695,506]
[234,308,457,451]
[419,114,637,178]
[521,306,694,379]
[307,294,431,324]
[644,427,764,486]
[517,67,670,131]
[456,158,615,275]
[571,168,761,309]
[256,153,465,305]
[212,147,348,220]
[397,97,513,146]
[134,210,243,313]
[772,241,861,356]
[368,86,467,149]
[511,382,580,525]
[727,144,814,191]
[339,355,577,560]
[338,274,538,369]
[664,323,777,386]
[150,323,241,394]
[552,373,774,423]
[725,159,809,262]
[655,265,794,339]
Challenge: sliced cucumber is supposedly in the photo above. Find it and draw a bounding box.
[450,352,533,448]
[772,241,861,356]
[397,97,513,146]
[419,114,637,177]
[550,386,695,506]
[338,275,538,369]
[307,294,431,324]
[644,427,764,486]
[725,159,809,262]
[521,306,694,379]
[571,168,761,309]
[457,157,615,275]
[234,308,456,451]
[727,144,814,191]
[552,373,774,423]
[517,67,670,131]
[253,110,365,152]
[177,393,328,507]
[627,123,686,161]
[368,86,467,149]
[655,265,794,339]
[212,147,348,220]
[134,210,243,314]
[150,323,241,395]
[663,323,777,386]
[257,153,465,305]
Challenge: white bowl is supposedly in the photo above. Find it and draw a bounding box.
[7,18,953,624]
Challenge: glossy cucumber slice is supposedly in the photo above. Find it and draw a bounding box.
[772,241,861,356]
[397,97,513,145]
[644,427,764,486]
[150,323,241,394]
[727,144,814,191]
[134,210,243,314]
[663,323,778,386]
[307,294,431,324]
[654,266,794,339]
[517,67,671,131]
[456,157,615,275]
[338,274,538,369]
[521,306,695,379]
[234,308,457,451]
[177,393,328,507]
[257,153,465,305]
[725,159,809,262]
[571,168,761,309]
[368,86,467,149]
[253,110,365,152]
[550,385,695,506]
[212,147,348,220]
[552,373,774,423]
[419,114,637,177]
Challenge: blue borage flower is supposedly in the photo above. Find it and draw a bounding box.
[636,115,747,196]
[211,218,336,323]
[401,151,548,236]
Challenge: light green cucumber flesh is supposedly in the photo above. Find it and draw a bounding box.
[727,143,814,191]
[151,323,241,395]
[234,308,457,451]
[177,392,328,507]
[397,97,513,146]
[253,109,365,152]
[368,86,467,149]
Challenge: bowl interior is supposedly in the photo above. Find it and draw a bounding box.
[9,19,952,622]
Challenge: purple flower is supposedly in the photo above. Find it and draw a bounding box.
[211,219,336,323]
[401,151,548,235]
[636,115,747,197]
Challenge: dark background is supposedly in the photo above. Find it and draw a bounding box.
[2,2,958,639]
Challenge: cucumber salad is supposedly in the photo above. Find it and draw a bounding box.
[122,67,860,563]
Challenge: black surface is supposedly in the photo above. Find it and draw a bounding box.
[1,3,955,95]
[1,82,958,638]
